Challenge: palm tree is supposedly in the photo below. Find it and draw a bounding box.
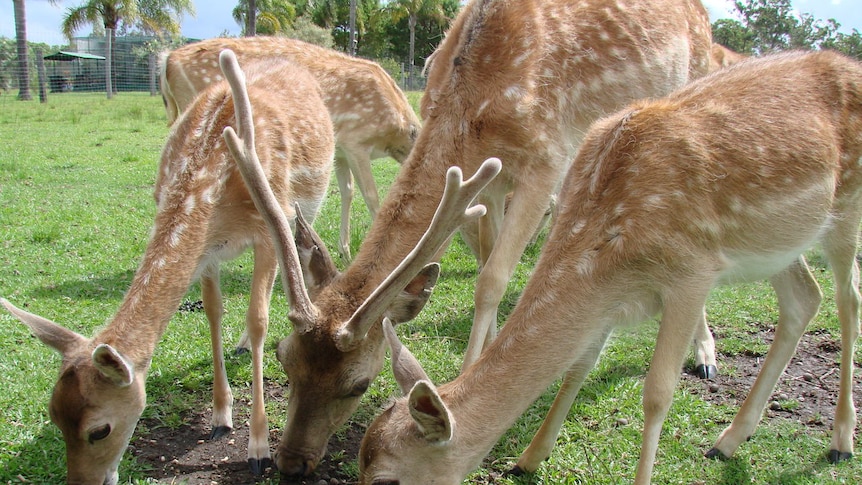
[387,0,446,88]
[13,0,31,100]
[233,0,297,36]
[57,0,194,92]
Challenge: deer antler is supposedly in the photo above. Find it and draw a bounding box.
[219,49,318,330]
[336,158,502,351]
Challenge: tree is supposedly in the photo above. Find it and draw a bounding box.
[386,0,447,88]
[711,18,756,54]
[57,0,194,92]
[233,0,297,36]
[13,0,31,100]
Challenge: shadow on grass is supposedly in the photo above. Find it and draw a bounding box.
[716,452,845,484]
[22,265,260,303]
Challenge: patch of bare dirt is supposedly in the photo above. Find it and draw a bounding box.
[133,328,858,484]
[681,328,862,429]
[132,378,362,485]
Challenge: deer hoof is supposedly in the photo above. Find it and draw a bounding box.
[695,364,718,380]
[210,426,232,440]
[705,447,729,460]
[505,465,526,477]
[828,449,853,463]
[248,457,273,476]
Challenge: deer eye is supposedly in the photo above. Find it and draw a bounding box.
[348,378,370,398]
[372,481,399,485]
[87,424,111,443]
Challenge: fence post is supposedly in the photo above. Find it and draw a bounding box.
[149,52,158,96]
[105,29,113,99]
[35,48,48,103]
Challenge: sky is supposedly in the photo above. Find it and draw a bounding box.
[1,0,861,48]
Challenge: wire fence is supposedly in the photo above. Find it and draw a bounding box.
[2,32,426,101]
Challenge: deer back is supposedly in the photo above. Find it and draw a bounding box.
[162,36,420,162]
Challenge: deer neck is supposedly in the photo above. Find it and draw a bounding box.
[98,146,225,366]
[442,267,622,458]
[340,137,457,296]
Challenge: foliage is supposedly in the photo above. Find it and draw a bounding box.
[282,16,335,48]
[380,0,456,63]
[712,0,862,60]
[0,37,64,94]
[233,0,297,36]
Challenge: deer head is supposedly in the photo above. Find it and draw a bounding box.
[358,50,862,484]
[2,299,144,485]
[227,66,502,473]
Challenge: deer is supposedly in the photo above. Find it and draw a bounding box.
[161,36,422,263]
[1,49,335,483]
[357,49,862,485]
[201,0,718,479]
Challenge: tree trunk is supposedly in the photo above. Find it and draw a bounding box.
[13,0,32,101]
[246,0,257,36]
[408,14,416,90]
[349,0,357,55]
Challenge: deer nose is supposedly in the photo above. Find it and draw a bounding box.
[277,453,318,477]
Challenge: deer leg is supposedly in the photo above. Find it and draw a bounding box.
[512,327,613,474]
[334,150,355,261]
[636,284,711,485]
[462,181,555,371]
[707,256,821,460]
[820,211,861,462]
[246,243,279,475]
[201,267,234,439]
[692,307,718,379]
[343,145,381,221]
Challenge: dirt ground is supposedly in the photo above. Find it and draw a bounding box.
[132,327,859,484]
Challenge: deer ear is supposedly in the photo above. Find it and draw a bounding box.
[408,380,454,443]
[1,298,88,355]
[384,263,440,324]
[383,318,430,393]
[92,344,135,387]
[294,205,339,295]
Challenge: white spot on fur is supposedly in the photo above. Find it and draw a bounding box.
[170,223,186,247]
[574,250,596,275]
[184,195,197,215]
[200,185,216,205]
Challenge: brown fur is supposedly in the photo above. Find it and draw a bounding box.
[359,50,862,485]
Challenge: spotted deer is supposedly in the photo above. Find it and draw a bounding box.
[358,50,862,485]
[213,0,715,478]
[161,36,421,262]
[1,49,334,482]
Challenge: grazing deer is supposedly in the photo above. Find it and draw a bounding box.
[357,50,862,485]
[1,50,335,482]
[161,36,422,262]
[199,0,716,478]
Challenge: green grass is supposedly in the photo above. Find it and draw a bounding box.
[1,91,862,484]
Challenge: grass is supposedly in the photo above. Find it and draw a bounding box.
[1,91,861,484]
